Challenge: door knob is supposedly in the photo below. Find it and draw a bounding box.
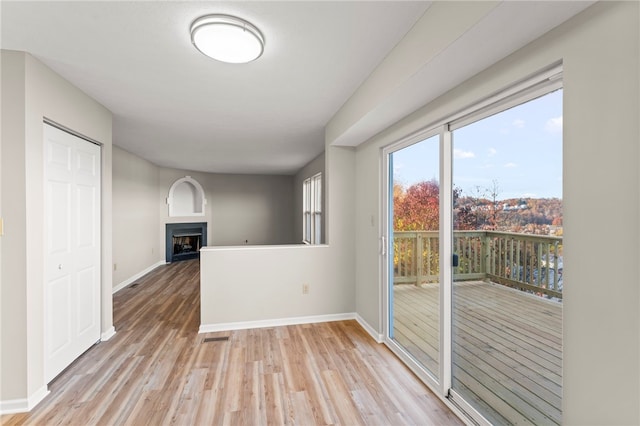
[58,264,63,270]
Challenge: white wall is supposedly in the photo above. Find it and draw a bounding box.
[347,2,639,424]
[200,144,356,329]
[1,49,28,402]
[1,50,113,406]
[293,152,325,243]
[112,146,162,287]
[200,245,350,327]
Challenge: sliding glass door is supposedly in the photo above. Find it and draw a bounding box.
[450,89,563,425]
[383,71,563,425]
[388,133,441,382]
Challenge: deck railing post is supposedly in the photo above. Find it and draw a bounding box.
[483,234,491,281]
[416,233,423,286]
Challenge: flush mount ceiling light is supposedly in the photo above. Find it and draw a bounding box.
[190,14,264,64]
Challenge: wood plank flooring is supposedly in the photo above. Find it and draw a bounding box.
[393,281,562,425]
[2,260,461,426]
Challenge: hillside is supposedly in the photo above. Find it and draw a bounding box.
[454,196,562,235]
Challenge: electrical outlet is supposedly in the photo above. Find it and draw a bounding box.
[302,283,309,295]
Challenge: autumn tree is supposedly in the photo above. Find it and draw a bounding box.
[394,179,562,235]
[394,180,440,231]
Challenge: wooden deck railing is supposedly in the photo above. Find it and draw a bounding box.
[393,230,563,299]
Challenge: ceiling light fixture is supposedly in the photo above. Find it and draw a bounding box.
[190,14,264,64]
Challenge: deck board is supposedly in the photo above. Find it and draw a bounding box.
[392,280,562,425]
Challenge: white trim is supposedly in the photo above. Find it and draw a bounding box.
[0,399,28,415]
[380,144,392,347]
[100,326,116,342]
[112,260,166,293]
[43,117,102,146]
[440,127,453,394]
[449,77,563,131]
[199,313,356,334]
[449,389,493,426]
[382,125,442,164]
[448,63,562,130]
[0,385,49,415]
[355,314,383,343]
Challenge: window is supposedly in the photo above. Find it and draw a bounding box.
[303,173,322,244]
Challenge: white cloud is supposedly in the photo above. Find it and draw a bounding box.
[454,149,475,159]
[513,119,525,128]
[488,148,497,157]
[504,162,517,168]
[545,116,563,133]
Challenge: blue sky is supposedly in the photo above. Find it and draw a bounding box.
[393,89,563,199]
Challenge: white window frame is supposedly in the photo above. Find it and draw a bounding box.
[303,172,322,244]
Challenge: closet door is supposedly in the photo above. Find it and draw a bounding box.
[44,123,101,383]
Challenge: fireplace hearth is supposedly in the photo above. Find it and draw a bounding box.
[165,222,207,263]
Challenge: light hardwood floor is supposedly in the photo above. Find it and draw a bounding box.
[2,260,461,425]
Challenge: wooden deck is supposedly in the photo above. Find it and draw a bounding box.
[393,281,562,425]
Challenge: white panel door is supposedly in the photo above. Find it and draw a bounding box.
[44,123,101,383]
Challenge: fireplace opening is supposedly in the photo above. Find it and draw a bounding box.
[173,233,202,258]
[166,222,207,263]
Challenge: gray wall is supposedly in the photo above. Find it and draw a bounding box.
[344,2,639,424]
[1,50,113,404]
[158,167,295,249]
[112,146,161,286]
[112,148,297,291]
[293,152,325,243]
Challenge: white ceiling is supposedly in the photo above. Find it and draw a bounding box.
[1,1,594,175]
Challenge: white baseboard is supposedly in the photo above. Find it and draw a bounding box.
[199,312,357,334]
[356,314,384,343]
[101,326,116,341]
[113,260,166,293]
[0,385,49,415]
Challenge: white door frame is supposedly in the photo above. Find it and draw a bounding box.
[380,125,443,395]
